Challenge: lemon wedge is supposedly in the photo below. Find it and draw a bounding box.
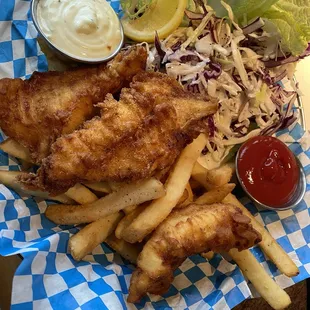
[121,0,188,43]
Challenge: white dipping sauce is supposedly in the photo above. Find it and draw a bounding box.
[37,0,122,59]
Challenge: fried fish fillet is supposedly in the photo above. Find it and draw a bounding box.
[128,203,262,303]
[21,72,217,194]
[0,46,147,163]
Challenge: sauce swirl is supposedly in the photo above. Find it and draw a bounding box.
[37,0,122,60]
[237,136,299,207]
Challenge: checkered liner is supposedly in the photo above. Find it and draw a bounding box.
[0,1,309,309]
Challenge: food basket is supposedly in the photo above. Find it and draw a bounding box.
[0,1,309,309]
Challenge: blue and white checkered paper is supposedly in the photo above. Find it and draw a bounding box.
[0,1,309,309]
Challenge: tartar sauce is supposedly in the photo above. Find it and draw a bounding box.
[37,0,122,60]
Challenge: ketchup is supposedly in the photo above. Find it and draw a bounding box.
[237,136,299,208]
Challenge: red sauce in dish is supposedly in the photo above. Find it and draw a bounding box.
[237,136,299,207]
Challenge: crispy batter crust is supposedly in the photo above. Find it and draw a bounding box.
[128,203,262,303]
[21,72,217,194]
[0,46,147,163]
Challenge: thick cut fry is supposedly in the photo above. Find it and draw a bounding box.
[20,160,33,171]
[123,205,138,215]
[83,182,111,194]
[189,179,202,191]
[65,183,98,204]
[0,170,73,204]
[45,178,165,225]
[69,212,123,261]
[195,183,235,205]
[224,194,299,277]
[108,182,126,192]
[115,205,145,239]
[191,162,213,190]
[205,162,235,186]
[105,234,143,264]
[192,162,235,190]
[176,184,189,206]
[201,251,214,260]
[176,183,193,208]
[0,139,32,163]
[229,249,291,310]
[123,134,208,243]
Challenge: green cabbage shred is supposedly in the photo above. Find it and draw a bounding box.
[120,0,154,19]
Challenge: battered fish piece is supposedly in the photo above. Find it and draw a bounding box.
[128,203,262,303]
[0,46,147,163]
[22,72,217,194]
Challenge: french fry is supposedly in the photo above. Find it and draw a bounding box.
[123,134,208,243]
[69,212,123,261]
[201,251,214,260]
[176,182,193,208]
[65,183,98,204]
[20,160,33,171]
[0,139,32,163]
[83,182,112,194]
[109,182,125,192]
[191,162,213,190]
[229,249,291,310]
[223,194,299,277]
[205,162,235,186]
[115,205,145,239]
[189,178,202,191]
[123,205,138,215]
[175,183,189,208]
[45,178,165,225]
[0,170,74,204]
[105,234,143,264]
[195,183,235,205]
[192,162,235,190]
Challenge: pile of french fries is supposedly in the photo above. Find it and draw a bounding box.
[0,135,299,309]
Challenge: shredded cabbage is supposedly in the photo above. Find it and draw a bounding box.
[145,1,300,169]
[120,0,154,19]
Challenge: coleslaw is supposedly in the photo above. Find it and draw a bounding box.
[144,0,307,169]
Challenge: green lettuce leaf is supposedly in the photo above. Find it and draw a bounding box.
[262,0,310,56]
[207,0,278,23]
[207,0,310,56]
